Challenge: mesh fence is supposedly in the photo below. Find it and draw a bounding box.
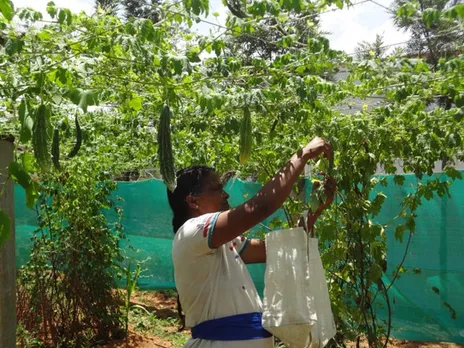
[14,172,464,343]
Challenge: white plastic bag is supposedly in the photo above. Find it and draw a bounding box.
[262,227,336,348]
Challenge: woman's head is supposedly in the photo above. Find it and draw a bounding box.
[167,165,230,233]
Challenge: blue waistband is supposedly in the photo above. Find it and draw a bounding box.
[191,312,272,341]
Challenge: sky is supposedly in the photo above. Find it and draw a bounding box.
[12,0,411,54]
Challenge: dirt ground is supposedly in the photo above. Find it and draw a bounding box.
[104,291,190,348]
[104,291,464,348]
[106,332,464,348]
[105,332,171,348]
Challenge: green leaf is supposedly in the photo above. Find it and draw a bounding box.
[23,179,37,209]
[58,8,66,23]
[130,264,141,293]
[315,158,329,173]
[397,5,406,17]
[56,8,72,25]
[191,0,202,15]
[362,223,381,242]
[397,2,416,19]
[66,88,99,113]
[292,0,302,12]
[395,224,406,242]
[5,38,23,55]
[393,175,405,185]
[454,94,464,108]
[398,265,407,274]
[139,19,155,41]
[46,1,57,18]
[19,101,33,143]
[186,48,201,63]
[22,152,34,172]
[309,190,321,212]
[414,60,429,73]
[20,115,33,143]
[153,55,161,66]
[437,185,445,197]
[446,132,460,148]
[55,67,70,85]
[128,96,142,111]
[172,58,183,75]
[4,38,15,55]
[445,166,463,180]
[0,210,11,247]
[444,4,464,19]
[453,108,463,122]
[17,8,41,21]
[212,40,224,56]
[8,162,32,189]
[18,99,26,123]
[369,193,386,217]
[406,216,415,233]
[424,189,433,200]
[422,8,441,28]
[174,13,183,23]
[0,0,14,21]
[367,263,382,282]
[33,10,42,21]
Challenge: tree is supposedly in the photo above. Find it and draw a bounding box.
[95,0,120,16]
[354,34,388,60]
[392,0,464,67]
[392,0,463,169]
[0,138,15,348]
[224,11,325,63]
[120,0,161,22]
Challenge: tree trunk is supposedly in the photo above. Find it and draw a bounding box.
[0,136,16,348]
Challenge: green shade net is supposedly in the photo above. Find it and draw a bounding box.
[14,172,464,343]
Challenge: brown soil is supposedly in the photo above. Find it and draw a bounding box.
[103,291,190,348]
[348,341,463,348]
[130,291,180,320]
[103,291,464,348]
[105,330,173,348]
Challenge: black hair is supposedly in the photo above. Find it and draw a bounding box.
[167,165,216,234]
[167,165,215,331]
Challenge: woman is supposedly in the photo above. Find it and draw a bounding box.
[168,137,335,347]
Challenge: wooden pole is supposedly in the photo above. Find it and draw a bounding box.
[0,136,16,348]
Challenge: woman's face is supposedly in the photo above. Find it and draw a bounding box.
[194,172,230,214]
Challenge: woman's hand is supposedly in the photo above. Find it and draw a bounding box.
[304,137,332,160]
